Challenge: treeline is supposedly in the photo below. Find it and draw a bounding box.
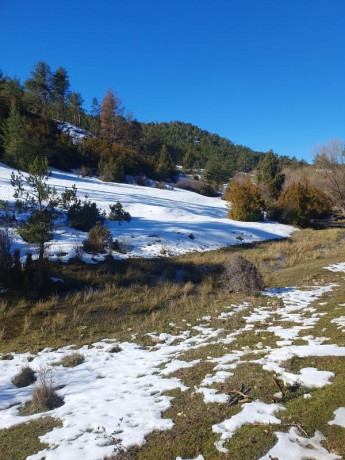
[0,61,304,187]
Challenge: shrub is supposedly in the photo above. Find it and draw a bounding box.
[68,199,104,231]
[176,180,218,197]
[277,181,332,227]
[12,366,36,387]
[18,209,54,245]
[226,179,264,221]
[83,221,111,253]
[58,352,85,367]
[220,254,264,295]
[111,238,128,254]
[20,369,64,415]
[0,226,12,286]
[108,202,131,224]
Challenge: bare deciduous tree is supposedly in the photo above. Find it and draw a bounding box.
[313,139,345,212]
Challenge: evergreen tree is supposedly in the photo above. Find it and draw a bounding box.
[1,104,28,168]
[226,179,264,221]
[24,61,52,118]
[11,157,76,288]
[204,155,230,188]
[256,149,285,199]
[67,92,84,126]
[157,145,174,179]
[52,67,70,121]
[183,148,195,171]
[91,97,101,135]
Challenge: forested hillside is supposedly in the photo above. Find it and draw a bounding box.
[0,62,302,188]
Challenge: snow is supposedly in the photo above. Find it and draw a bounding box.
[330,316,345,331]
[328,407,345,428]
[0,227,344,459]
[0,162,295,262]
[50,277,64,283]
[196,387,229,403]
[259,427,341,460]
[324,262,345,273]
[57,122,93,143]
[176,456,204,460]
[0,328,221,459]
[212,401,285,453]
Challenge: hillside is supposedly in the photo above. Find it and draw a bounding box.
[0,162,294,263]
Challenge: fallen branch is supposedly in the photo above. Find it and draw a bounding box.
[229,384,251,406]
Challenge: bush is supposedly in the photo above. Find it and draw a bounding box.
[226,179,264,221]
[58,352,85,367]
[83,221,111,253]
[176,180,218,197]
[20,369,64,415]
[111,238,128,254]
[0,227,12,286]
[68,199,104,231]
[277,181,332,227]
[12,366,36,388]
[18,210,54,244]
[220,254,264,295]
[108,202,131,223]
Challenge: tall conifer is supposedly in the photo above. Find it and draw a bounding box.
[1,104,28,168]
[52,67,70,121]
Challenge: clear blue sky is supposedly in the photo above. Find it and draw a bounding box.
[2,0,345,161]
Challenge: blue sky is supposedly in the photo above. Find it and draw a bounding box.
[2,0,345,161]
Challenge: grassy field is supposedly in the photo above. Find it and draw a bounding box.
[1,224,345,459]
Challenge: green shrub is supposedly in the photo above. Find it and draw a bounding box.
[18,210,54,244]
[83,221,111,253]
[68,199,104,232]
[226,179,264,221]
[277,181,332,227]
[108,202,131,224]
[0,227,12,286]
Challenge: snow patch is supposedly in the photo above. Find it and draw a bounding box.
[259,427,341,460]
[212,401,285,453]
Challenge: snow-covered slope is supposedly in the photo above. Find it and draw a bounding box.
[56,121,93,143]
[0,163,295,262]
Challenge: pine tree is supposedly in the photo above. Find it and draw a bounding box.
[256,149,285,199]
[91,97,101,135]
[1,104,28,168]
[67,92,84,126]
[183,148,195,171]
[204,155,230,188]
[52,67,70,121]
[157,145,174,179]
[11,157,76,288]
[24,61,52,118]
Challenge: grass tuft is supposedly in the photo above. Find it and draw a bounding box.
[12,366,36,388]
[20,369,64,415]
[57,352,85,367]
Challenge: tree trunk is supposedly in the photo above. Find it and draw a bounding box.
[37,241,45,289]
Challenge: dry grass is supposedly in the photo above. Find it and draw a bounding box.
[56,352,85,367]
[20,369,64,415]
[2,222,345,459]
[12,366,36,388]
